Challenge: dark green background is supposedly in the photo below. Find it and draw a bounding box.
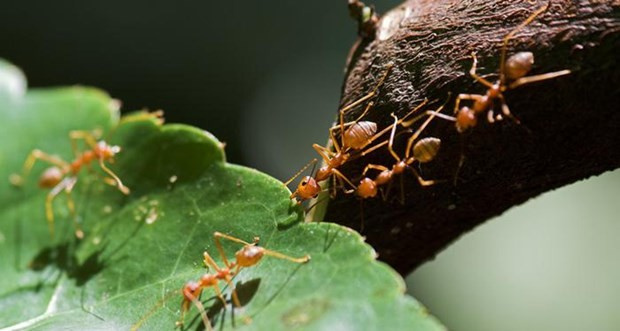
[1,1,618,330]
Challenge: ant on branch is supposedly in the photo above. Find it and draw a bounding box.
[131,232,310,331]
[285,64,399,202]
[355,103,445,203]
[9,130,129,239]
[441,3,571,133]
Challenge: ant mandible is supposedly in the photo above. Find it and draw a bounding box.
[131,232,309,331]
[9,130,129,238]
[449,3,571,133]
[355,103,444,203]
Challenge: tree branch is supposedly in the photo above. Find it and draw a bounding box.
[324,0,620,275]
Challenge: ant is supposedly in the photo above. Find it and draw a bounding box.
[348,0,379,39]
[131,232,310,331]
[448,3,571,133]
[9,130,129,239]
[355,103,445,203]
[285,64,397,202]
[286,98,432,203]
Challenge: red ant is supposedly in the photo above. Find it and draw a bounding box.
[285,64,398,202]
[447,3,571,133]
[9,130,129,239]
[354,103,445,203]
[131,232,310,331]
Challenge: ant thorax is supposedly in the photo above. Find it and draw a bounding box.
[315,167,331,182]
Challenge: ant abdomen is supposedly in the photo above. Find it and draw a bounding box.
[38,166,63,188]
[505,51,534,80]
[413,137,441,163]
[343,121,377,150]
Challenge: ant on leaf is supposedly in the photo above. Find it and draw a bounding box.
[131,232,309,331]
[10,130,129,239]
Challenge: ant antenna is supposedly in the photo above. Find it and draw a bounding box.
[283,159,317,186]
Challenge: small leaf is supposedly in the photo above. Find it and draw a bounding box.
[0,60,444,330]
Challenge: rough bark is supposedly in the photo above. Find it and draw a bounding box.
[324,0,620,275]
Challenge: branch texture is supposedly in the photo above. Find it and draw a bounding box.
[324,0,620,274]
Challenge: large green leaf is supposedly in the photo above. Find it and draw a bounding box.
[0,59,444,331]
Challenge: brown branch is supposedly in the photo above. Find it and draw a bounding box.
[324,0,620,275]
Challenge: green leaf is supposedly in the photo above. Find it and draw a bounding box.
[0,60,444,331]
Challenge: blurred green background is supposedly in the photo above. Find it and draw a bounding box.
[1,1,618,330]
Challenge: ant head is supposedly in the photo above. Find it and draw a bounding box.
[456,107,477,133]
[413,137,441,163]
[295,176,320,200]
[505,51,534,81]
[95,141,121,161]
[357,177,377,199]
[235,245,265,267]
[38,166,63,188]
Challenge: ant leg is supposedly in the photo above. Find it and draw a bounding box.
[119,110,165,126]
[212,283,227,307]
[469,53,495,89]
[361,140,388,157]
[203,251,224,272]
[69,130,100,153]
[213,232,253,269]
[220,275,242,308]
[331,101,375,152]
[185,290,212,331]
[362,164,389,176]
[387,113,401,162]
[331,169,357,193]
[330,174,338,198]
[63,177,83,239]
[98,157,130,194]
[283,158,317,186]
[337,62,393,135]
[312,144,334,164]
[9,150,69,186]
[360,128,413,157]
[497,94,520,124]
[507,70,571,89]
[44,177,75,238]
[405,106,441,159]
[262,248,311,263]
[453,93,485,114]
[361,100,429,151]
[409,167,438,187]
[427,110,457,122]
[500,4,550,82]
